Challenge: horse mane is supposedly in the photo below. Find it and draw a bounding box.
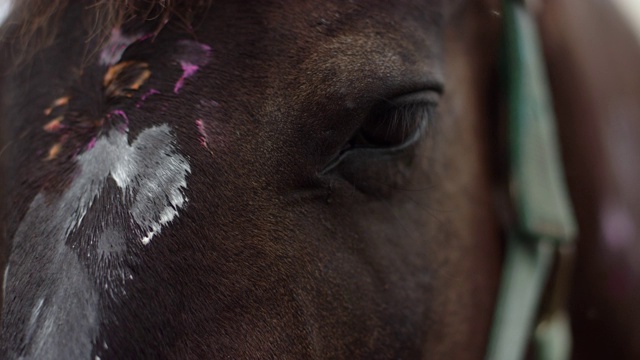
[0,0,210,64]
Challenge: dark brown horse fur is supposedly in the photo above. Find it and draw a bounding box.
[0,0,637,359]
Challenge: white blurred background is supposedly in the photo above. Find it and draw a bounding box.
[618,0,640,38]
[0,0,11,25]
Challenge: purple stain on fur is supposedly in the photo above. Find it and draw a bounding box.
[141,89,160,101]
[195,119,208,148]
[173,40,211,94]
[100,28,147,66]
[109,110,129,132]
[136,89,160,108]
[86,137,97,151]
[174,62,200,93]
[136,32,155,43]
[111,110,129,122]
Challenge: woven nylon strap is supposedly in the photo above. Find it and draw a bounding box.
[485,1,578,359]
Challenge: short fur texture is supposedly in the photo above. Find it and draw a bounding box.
[3,0,640,358]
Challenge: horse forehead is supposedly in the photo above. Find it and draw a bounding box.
[198,0,444,110]
[1,1,451,357]
[207,0,444,45]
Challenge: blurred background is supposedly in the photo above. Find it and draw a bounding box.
[617,0,640,39]
[0,0,11,25]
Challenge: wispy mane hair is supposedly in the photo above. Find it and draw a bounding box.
[0,0,210,64]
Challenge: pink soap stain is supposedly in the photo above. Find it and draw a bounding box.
[109,109,130,132]
[137,32,156,43]
[195,119,208,148]
[174,62,200,94]
[173,40,211,94]
[141,89,160,101]
[86,137,97,151]
[136,89,160,108]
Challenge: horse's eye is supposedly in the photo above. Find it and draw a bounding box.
[320,91,440,179]
[351,103,432,149]
[348,91,439,151]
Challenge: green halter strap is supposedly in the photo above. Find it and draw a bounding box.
[485,1,578,359]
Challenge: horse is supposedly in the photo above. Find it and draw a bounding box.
[0,0,637,359]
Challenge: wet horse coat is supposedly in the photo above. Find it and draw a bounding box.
[0,0,638,359]
[3,1,498,358]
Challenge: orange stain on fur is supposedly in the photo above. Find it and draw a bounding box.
[103,61,151,97]
[46,143,62,160]
[43,96,70,116]
[39,59,153,161]
[103,61,134,86]
[43,116,64,132]
[128,69,151,91]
